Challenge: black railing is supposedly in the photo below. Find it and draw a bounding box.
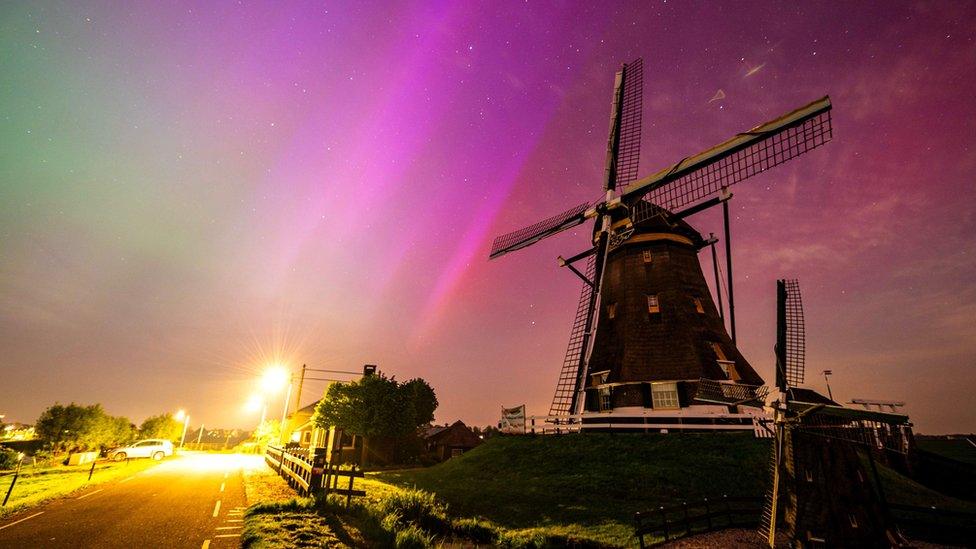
[634,495,763,547]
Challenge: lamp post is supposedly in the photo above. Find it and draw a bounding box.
[175,409,190,450]
[822,370,834,401]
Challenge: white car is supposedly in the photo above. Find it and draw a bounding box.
[108,439,174,461]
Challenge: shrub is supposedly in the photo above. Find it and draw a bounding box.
[0,448,21,470]
[373,488,450,534]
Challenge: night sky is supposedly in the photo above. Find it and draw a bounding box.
[1,2,974,433]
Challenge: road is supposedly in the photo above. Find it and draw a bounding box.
[0,453,260,549]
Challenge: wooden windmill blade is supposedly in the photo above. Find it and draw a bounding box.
[488,201,594,259]
[604,58,643,192]
[621,96,832,219]
[775,279,806,392]
[549,255,596,415]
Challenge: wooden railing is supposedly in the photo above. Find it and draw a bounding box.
[265,445,366,505]
[634,495,763,548]
[526,412,770,437]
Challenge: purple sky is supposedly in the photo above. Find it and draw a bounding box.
[1,1,974,433]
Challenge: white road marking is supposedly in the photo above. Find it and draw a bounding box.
[201,540,210,549]
[216,526,241,530]
[76,489,104,499]
[0,512,44,531]
[219,482,225,492]
[212,500,221,517]
[226,519,244,522]
[214,534,240,538]
[120,476,136,483]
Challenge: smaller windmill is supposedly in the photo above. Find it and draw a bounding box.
[759,280,913,547]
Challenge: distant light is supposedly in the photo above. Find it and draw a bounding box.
[245,394,264,413]
[174,409,186,421]
[260,365,290,394]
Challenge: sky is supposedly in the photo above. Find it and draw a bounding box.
[1,1,974,434]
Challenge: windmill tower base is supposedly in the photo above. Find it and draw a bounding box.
[780,430,899,547]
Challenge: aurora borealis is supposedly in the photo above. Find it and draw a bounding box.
[1,2,974,433]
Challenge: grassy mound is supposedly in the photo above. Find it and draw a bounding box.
[374,433,770,546]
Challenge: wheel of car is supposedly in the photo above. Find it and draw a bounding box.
[114,452,126,462]
[152,451,164,461]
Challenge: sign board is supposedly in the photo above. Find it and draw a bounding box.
[499,405,526,434]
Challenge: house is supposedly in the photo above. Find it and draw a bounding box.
[285,400,325,448]
[423,420,482,461]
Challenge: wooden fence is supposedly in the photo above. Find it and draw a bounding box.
[264,445,366,506]
[634,495,763,548]
[526,412,770,437]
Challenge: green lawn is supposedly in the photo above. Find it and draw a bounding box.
[0,458,159,519]
[917,438,976,466]
[372,433,771,547]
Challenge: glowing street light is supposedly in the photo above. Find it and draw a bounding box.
[174,409,190,450]
[261,365,290,394]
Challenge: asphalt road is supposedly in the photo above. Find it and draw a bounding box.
[0,453,257,549]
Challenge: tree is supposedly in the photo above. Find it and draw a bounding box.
[35,403,134,452]
[139,414,183,443]
[252,419,281,447]
[312,374,438,463]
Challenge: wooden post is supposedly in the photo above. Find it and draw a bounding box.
[88,459,96,481]
[660,506,669,540]
[634,512,645,549]
[682,501,690,536]
[345,466,356,508]
[704,498,712,530]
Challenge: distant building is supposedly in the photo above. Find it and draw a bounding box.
[423,420,482,461]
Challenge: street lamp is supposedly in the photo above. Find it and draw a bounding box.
[174,409,190,450]
[259,364,293,443]
[822,370,834,401]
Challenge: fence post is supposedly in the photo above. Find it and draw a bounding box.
[345,466,356,508]
[724,494,732,526]
[635,512,645,549]
[704,497,712,530]
[682,501,690,536]
[88,459,97,481]
[660,506,669,540]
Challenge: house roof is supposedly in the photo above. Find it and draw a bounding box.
[423,420,482,448]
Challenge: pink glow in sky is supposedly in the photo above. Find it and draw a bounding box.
[1,2,974,433]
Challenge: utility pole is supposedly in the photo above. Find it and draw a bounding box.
[196,424,204,445]
[294,364,307,413]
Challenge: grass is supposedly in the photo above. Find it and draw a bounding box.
[242,433,976,548]
[241,461,367,548]
[373,433,771,547]
[0,458,159,519]
[916,438,976,466]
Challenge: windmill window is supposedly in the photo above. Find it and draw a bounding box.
[651,382,679,410]
[647,294,660,314]
[642,250,653,263]
[607,303,617,319]
[693,297,705,313]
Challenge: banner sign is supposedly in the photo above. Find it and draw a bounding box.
[499,405,526,434]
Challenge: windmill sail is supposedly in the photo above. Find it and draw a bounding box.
[623,96,832,221]
[783,279,805,387]
[549,256,596,415]
[614,58,643,189]
[488,201,592,259]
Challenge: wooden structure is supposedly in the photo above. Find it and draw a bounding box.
[423,420,482,460]
[487,56,833,422]
[264,426,366,506]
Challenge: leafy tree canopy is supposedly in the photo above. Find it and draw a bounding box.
[138,414,184,443]
[312,374,438,439]
[35,403,136,452]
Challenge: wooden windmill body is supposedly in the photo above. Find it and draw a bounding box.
[488,57,834,426]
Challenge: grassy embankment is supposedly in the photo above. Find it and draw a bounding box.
[0,458,159,519]
[243,433,976,548]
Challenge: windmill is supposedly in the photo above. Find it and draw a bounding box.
[488,57,834,418]
[760,280,912,547]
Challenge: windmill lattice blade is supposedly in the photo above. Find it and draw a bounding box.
[488,201,591,259]
[615,57,643,188]
[623,96,832,219]
[784,279,805,387]
[550,255,596,415]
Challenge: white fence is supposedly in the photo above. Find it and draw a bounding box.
[524,410,772,438]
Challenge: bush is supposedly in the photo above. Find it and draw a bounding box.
[0,448,21,470]
[373,488,450,534]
